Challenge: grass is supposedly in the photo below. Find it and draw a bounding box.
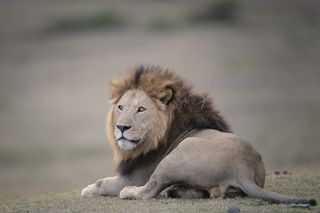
[146,17,179,32]
[46,1,241,34]
[190,0,239,24]
[1,173,319,213]
[48,9,126,33]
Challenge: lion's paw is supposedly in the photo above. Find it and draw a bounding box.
[81,183,98,198]
[119,186,139,199]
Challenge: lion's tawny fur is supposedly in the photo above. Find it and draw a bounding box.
[107,65,231,169]
[81,65,317,206]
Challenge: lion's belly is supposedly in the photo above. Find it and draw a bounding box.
[157,132,263,189]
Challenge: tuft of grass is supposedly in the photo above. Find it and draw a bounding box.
[49,9,126,33]
[190,0,239,24]
[1,173,319,213]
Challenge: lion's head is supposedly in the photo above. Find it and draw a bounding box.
[112,88,169,150]
[107,65,231,166]
[107,66,178,162]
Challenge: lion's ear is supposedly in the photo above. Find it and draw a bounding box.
[159,88,173,105]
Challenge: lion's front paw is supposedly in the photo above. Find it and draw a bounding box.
[81,183,98,198]
[119,186,139,199]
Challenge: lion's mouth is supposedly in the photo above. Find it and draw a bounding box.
[117,137,139,144]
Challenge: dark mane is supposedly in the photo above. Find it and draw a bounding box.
[116,65,231,176]
[133,66,146,88]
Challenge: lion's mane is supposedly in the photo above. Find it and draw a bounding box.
[107,65,231,176]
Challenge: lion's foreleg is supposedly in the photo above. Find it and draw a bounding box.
[119,163,174,199]
[119,176,168,199]
[81,175,129,198]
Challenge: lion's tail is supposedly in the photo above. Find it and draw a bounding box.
[238,178,317,206]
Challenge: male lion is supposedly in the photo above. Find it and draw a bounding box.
[81,65,317,206]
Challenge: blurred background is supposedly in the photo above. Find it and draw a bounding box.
[0,0,319,196]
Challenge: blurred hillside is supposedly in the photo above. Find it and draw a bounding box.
[0,0,320,195]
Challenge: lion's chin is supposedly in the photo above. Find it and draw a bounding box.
[117,138,138,150]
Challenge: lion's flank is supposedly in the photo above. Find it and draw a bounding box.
[109,65,231,176]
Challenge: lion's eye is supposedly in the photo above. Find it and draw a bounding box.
[118,105,123,111]
[137,106,146,113]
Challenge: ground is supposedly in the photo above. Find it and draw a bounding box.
[1,173,319,213]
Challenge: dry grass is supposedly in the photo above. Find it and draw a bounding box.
[1,173,319,213]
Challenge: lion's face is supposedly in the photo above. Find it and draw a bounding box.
[112,89,169,151]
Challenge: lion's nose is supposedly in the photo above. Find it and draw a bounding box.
[116,125,131,133]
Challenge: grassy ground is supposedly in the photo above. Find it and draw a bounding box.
[1,173,319,213]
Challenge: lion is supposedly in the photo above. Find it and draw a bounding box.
[81,65,317,206]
